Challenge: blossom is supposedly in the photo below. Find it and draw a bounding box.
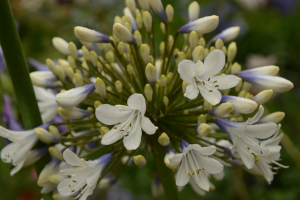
[0,124,49,175]
[58,149,112,200]
[74,26,111,43]
[34,86,58,123]
[178,50,240,105]
[169,141,223,191]
[96,93,157,150]
[38,158,61,194]
[177,16,219,34]
[149,0,167,23]
[215,105,278,169]
[209,26,240,44]
[220,95,258,114]
[30,71,58,88]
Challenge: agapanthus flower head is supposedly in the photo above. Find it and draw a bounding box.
[0,0,293,198]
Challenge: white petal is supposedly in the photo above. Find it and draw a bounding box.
[176,157,190,186]
[1,142,20,163]
[10,159,26,176]
[189,178,206,196]
[101,126,124,145]
[96,104,132,125]
[194,146,216,156]
[169,153,183,166]
[196,171,210,191]
[196,156,223,174]
[13,137,38,165]
[210,75,240,90]
[201,50,225,79]
[63,149,85,167]
[184,84,199,99]
[141,116,157,135]
[245,123,277,139]
[178,60,196,84]
[86,170,101,188]
[238,147,255,169]
[123,122,142,150]
[127,93,146,114]
[199,86,222,105]
[248,105,264,124]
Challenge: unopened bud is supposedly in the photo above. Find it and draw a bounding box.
[242,82,252,92]
[197,123,212,137]
[95,77,107,98]
[160,22,165,34]
[231,62,241,74]
[238,90,246,97]
[118,42,125,54]
[46,58,56,72]
[235,79,242,92]
[72,72,83,86]
[145,63,157,85]
[49,125,60,137]
[115,80,122,93]
[160,75,167,87]
[227,42,237,63]
[158,132,170,146]
[159,42,165,56]
[208,102,233,117]
[133,31,142,46]
[48,146,64,161]
[257,112,285,124]
[199,37,206,47]
[94,100,102,108]
[192,46,205,62]
[163,96,169,107]
[68,42,78,59]
[133,155,147,168]
[52,37,70,55]
[143,11,152,32]
[166,4,174,22]
[215,39,224,50]
[188,1,200,21]
[67,56,76,69]
[222,46,227,55]
[144,84,153,102]
[100,126,110,136]
[175,52,186,65]
[106,51,115,64]
[136,14,143,29]
[189,31,198,51]
[48,174,65,185]
[252,89,273,105]
[55,65,65,81]
[197,114,206,124]
[130,87,136,93]
[124,22,132,32]
[125,0,136,16]
[35,128,60,144]
[167,72,173,83]
[140,44,150,64]
[127,64,134,75]
[113,23,136,45]
[148,55,154,64]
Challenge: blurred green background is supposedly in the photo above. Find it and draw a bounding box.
[1,0,300,199]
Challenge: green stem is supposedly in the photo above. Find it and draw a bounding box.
[149,135,180,200]
[0,0,42,129]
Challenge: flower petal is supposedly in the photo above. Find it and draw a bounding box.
[184,84,199,99]
[196,156,223,174]
[210,75,240,90]
[141,116,157,135]
[63,149,85,167]
[194,146,216,156]
[175,157,190,186]
[123,122,142,150]
[199,86,222,105]
[96,104,133,125]
[178,60,196,84]
[169,153,183,166]
[248,105,264,124]
[245,123,277,139]
[127,93,146,115]
[101,126,124,145]
[201,50,225,79]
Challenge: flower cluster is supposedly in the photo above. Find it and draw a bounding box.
[0,0,293,199]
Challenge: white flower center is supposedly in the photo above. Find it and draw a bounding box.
[113,110,141,137]
[194,76,219,93]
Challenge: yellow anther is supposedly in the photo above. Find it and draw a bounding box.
[188,172,191,176]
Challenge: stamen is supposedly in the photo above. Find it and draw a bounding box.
[215,85,219,87]
[114,127,117,129]
[260,151,263,154]
[188,172,191,176]
[209,90,213,92]
[202,81,205,85]
[68,175,72,178]
[73,180,77,183]
[192,171,195,175]
[208,78,210,81]
[213,80,217,83]
[247,147,250,150]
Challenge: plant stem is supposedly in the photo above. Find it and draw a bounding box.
[149,135,180,200]
[0,0,42,130]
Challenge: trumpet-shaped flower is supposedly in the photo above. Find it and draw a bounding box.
[55,84,95,109]
[0,124,49,175]
[215,105,278,169]
[96,93,158,150]
[178,50,240,105]
[169,141,223,191]
[58,149,112,200]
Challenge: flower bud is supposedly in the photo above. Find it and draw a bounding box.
[159,42,165,56]
[66,66,74,80]
[121,156,134,166]
[160,75,167,87]
[164,147,178,170]
[178,15,219,34]
[124,22,132,32]
[98,177,115,189]
[149,55,154,64]
[166,4,174,23]
[127,64,135,75]
[48,146,64,161]
[136,14,143,29]
[235,79,242,92]
[221,95,258,114]
[167,72,173,83]
[163,96,169,107]
[252,89,273,105]
[215,39,224,50]
[197,114,206,124]
[231,62,241,74]
[210,26,240,44]
[222,46,227,55]
[124,7,138,31]
[68,42,78,59]
[210,46,215,52]
[175,51,186,65]
[115,80,122,93]
[35,128,60,144]
[188,1,200,21]
[182,81,188,94]
[242,82,252,92]
[189,31,199,51]
[59,107,92,120]
[94,100,102,109]
[72,72,83,86]
[145,63,157,85]
[208,102,233,117]
[138,0,150,12]
[158,132,170,146]
[113,23,136,45]
[160,22,166,34]
[133,31,142,46]
[199,37,206,47]
[192,46,205,62]
[55,65,65,81]
[152,175,164,198]
[125,0,136,16]
[238,90,246,97]
[105,51,115,64]
[143,11,152,32]
[117,42,125,55]
[49,125,60,137]
[52,37,70,55]
[140,44,150,64]
[197,123,212,137]
[81,46,90,61]
[257,112,285,124]
[149,0,167,23]
[133,155,147,168]
[144,84,153,102]
[95,77,107,98]
[88,51,97,66]
[67,56,76,69]
[74,26,111,43]
[227,42,237,63]
[130,87,136,94]
[238,65,280,76]
[48,174,65,185]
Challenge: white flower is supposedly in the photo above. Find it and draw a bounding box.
[96,93,158,150]
[254,124,288,184]
[38,158,61,194]
[220,95,258,114]
[58,149,111,200]
[55,84,95,109]
[34,86,58,123]
[188,1,200,21]
[74,26,111,43]
[0,124,49,175]
[178,50,240,105]
[177,16,219,34]
[169,141,223,191]
[215,105,278,169]
[209,26,240,44]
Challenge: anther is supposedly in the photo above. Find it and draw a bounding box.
[202,81,205,85]
[215,85,219,87]
[208,78,210,81]
[188,172,191,176]
[209,90,213,92]
[213,80,217,83]
[247,147,250,150]
[192,171,195,175]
